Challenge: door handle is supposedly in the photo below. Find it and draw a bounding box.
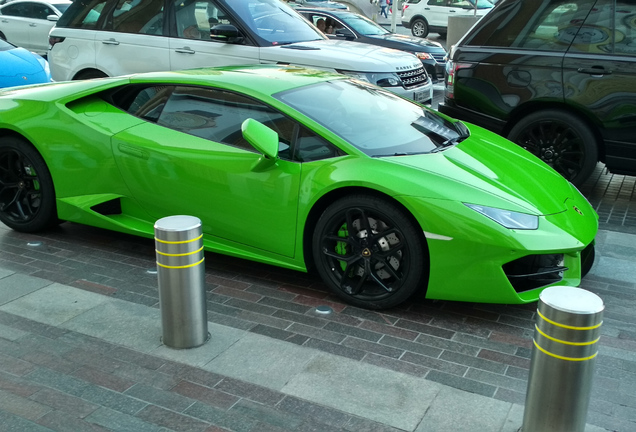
[577,67,612,77]
[101,38,120,45]
[118,143,148,160]
[174,47,195,54]
[29,23,37,27]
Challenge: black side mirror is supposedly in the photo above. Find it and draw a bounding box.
[210,24,244,44]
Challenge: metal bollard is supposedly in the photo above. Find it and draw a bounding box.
[521,286,604,432]
[154,215,209,349]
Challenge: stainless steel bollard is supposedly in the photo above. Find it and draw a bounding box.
[154,215,209,349]
[521,286,604,432]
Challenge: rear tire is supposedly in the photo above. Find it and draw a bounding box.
[508,110,598,186]
[411,18,429,38]
[0,137,57,232]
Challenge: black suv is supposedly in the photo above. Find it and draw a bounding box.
[439,0,636,186]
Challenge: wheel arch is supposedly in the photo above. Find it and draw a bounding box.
[72,68,109,80]
[302,186,430,274]
[503,101,606,162]
[410,15,428,27]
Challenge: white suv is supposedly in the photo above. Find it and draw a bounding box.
[48,0,432,104]
[401,0,493,38]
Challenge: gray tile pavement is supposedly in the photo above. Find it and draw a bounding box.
[0,269,610,431]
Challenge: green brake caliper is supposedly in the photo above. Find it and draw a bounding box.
[336,223,348,271]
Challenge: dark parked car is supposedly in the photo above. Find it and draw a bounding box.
[439,0,636,186]
[297,7,447,82]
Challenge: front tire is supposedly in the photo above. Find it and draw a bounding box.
[312,195,427,309]
[508,110,598,186]
[411,18,429,38]
[0,137,57,232]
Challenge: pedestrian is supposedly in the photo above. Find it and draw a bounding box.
[379,0,388,18]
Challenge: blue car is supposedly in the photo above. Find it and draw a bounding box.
[0,38,51,88]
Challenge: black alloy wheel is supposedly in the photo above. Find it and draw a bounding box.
[0,137,57,232]
[508,110,598,186]
[312,195,427,309]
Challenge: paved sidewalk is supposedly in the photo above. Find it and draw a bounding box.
[0,265,613,432]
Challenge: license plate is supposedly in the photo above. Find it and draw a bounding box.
[414,91,429,103]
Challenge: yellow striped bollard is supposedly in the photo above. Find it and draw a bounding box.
[521,286,604,432]
[154,215,209,349]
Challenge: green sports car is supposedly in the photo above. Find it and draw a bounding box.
[0,65,597,309]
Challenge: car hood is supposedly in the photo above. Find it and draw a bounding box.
[0,48,49,87]
[363,33,446,53]
[387,127,576,216]
[261,39,422,72]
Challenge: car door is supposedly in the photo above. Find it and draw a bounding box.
[562,0,636,175]
[111,85,302,258]
[25,1,57,54]
[0,2,33,50]
[167,0,260,70]
[93,0,170,77]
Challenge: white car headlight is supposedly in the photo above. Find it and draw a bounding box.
[465,204,539,230]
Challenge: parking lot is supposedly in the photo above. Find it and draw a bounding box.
[0,6,635,430]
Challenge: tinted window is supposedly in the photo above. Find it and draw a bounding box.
[31,4,54,19]
[462,0,596,50]
[1,3,28,17]
[126,85,174,122]
[110,0,164,34]
[568,0,636,56]
[56,0,108,29]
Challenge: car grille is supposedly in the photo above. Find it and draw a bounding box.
[397,67,428,90]
[431,53,446,64]
[502,253,566,293]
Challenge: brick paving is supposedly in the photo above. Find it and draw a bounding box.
[0,310,401,432]
[0,164,635,431]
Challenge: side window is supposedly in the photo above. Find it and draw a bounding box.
[56,0,108,29]
[110,0,164,35]
[156,86,296,154]
[462,0,596,50]
[615,0,636,55]
[172,0,233,41]
[125,86,174,122]
[295,128,344,162]
[31,4,53,19]
[568,0,636,56]
[1,3,26,17]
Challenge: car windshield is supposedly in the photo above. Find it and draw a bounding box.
[341,13,388,36]
[220,0,324,45]
[276,80,466,156]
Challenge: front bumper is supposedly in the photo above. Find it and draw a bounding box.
[391,80,433,104]
[400,194,598,304]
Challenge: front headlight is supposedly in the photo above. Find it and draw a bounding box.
[338,71,401,88]
[465,204,539,230]
[415,52,433,60]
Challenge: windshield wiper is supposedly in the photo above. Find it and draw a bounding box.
[430,134,469,153]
